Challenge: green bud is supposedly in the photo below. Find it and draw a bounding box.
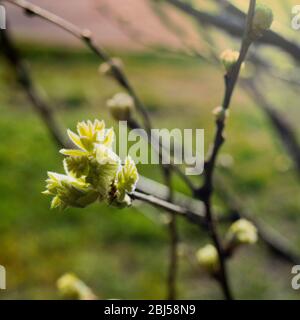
[196,244,219,273]
[107,93,135,121]
[57,273,96,300]
[220,49,241,73]
[226,219,258,246]
[252,4,273,36]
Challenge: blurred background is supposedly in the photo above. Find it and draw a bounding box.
[0,0,300,299]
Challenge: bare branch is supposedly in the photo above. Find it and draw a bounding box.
[242,79,300,177]
[131,191,205,228]
[164,0,300,63]
[163,168,178,300]
[196,0,256,300]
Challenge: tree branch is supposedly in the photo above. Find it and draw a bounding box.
[242,79,300,178]
[164,0,300,63]
[131,191,205,228]
[196,0,256,300]
[163,167,178,300]
[0,26,69,148]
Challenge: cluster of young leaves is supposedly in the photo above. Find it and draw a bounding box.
[43,120,138,210]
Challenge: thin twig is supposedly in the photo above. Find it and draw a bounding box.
[0,26,68,148]
[163,167,178,300]
[196,0,256,300]
[164,0,300,63]
[201,3,255,194]
[127,118,197,192]
[242,78,300,178]
[4,0,152,133]
[129,118,181,299]
[131,191,205,228]
[98,3,206,61]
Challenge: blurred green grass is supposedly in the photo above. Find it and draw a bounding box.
[0,44,299,299]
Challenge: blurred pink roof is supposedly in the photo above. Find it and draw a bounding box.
[5,0,199,50]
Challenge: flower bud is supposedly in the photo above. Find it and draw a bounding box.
[99,58,123,77]
[213,106,229,122]
[107,93,135,121]
[218,153,234,169]
[196,244,219,273]
[226,219,258,246]
[252,4,273,36]
[220,49,241,73]
[57,273,96,300]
